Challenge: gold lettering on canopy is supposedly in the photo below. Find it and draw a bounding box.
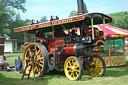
[14,16,85,32]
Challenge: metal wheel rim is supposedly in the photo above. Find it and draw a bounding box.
[64,58,81,80]
[23,44,44,77]
[88,56,104,77]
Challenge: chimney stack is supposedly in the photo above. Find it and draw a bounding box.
[77,0,85,15]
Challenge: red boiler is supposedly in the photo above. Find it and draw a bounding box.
[65,44,77,56]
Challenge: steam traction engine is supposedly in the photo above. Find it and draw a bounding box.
[14,0,112,80]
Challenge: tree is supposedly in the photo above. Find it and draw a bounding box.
[0,0,27,49]
[83,2,88,13]
[6,13,31,47]
[108,11,128,30]
[69,10,77,17]
[40,16,48,22]
[0,0,26,34]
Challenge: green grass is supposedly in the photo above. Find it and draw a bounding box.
[0,53,128,85]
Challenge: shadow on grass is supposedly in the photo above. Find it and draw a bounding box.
[79,76,93,81]
[0,72,20,85]
[45,70,65,79]
[0,72,48,85]
[45,69,93,81]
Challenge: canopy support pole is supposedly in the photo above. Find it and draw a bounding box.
[34,34,35,42]
[122,37,125,55]
[91,18,94,40]
[126,38,128,56]
[52,26,54,38]
[61,24,67,31]
[108,38,111,56]
[24,31,27,42]
[113,39,115,51]
[61,24,69,35]
[80,26,83,37]
[103,18,106,40]
[105,40,107,51]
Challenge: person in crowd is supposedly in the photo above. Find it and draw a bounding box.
[0,56,9,71]
[16,56,23,73]
[0,56,6,62]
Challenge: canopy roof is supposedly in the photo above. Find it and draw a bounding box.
[14,12,112,32]
[93,24,128,38]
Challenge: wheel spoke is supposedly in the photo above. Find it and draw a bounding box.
[70,60,73,66]
[40,61,44,64]
[36,67,39,72]
[97,59,100,64]
[96,58,99,64]
[68,69,72,72]
[72,73,75,78]
[39,52,42,57]
[73,60,78,66]
[98,67,103,70]
[68,62,71,66]
[34,46,38,54]
[91,68,95,72]
[74,66,79,69]
[72,60,75,66]
[34,46,37,50]
[70,72,74,77]
[94,58,96,63]
[75,69,80,72]
[34,66,37,71]
[95,70,97,75]
[75,72,78,77]
[96,69,100,74]
[28,62,31,65]
[38,57,43,60]
[36,50,41,56]
[39,63,43,67]
[66,65,70,68]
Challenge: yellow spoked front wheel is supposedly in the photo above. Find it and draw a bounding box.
[87,55,106,77]
[23,43,48,77]
[64,56,83,80]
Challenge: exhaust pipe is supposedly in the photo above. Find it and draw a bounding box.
[77,0,85,15]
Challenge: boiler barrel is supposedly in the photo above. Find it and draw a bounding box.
[65,44,77,56]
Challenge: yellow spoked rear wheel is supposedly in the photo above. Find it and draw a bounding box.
[87,55,106,77]
[23,43,48,77]
[64,56,83,80]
